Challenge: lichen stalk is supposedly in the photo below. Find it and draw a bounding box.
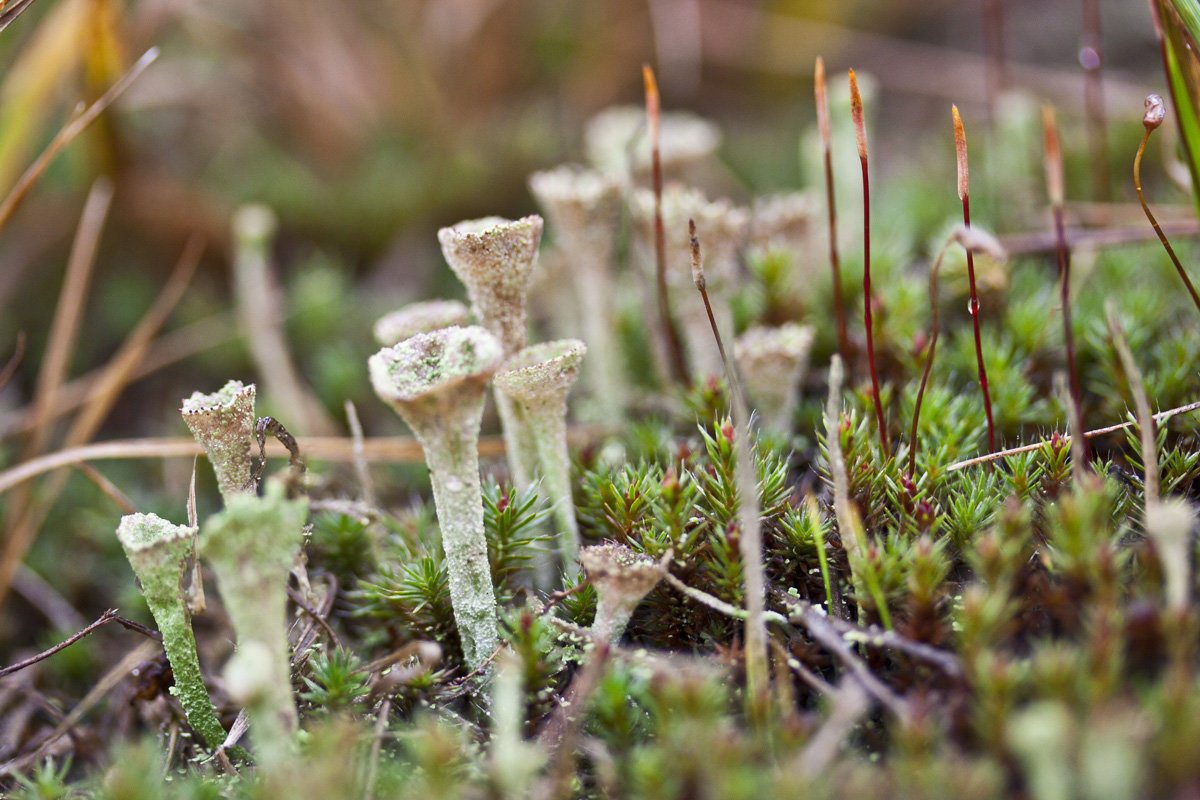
[494,340,587,576]
[116,513,226,751]
[368,327,503,668]
[199,480,307,755]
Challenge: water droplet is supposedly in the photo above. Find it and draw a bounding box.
[446,476,464,492]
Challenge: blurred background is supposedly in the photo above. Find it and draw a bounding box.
[0,0,1183,633]
[0,0,1169,421]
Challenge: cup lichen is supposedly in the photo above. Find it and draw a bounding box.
[437,215,544,487]
[199,478,308,757]
[369,325,504,668]
[116,513,227,752]
[373,299,471,348]
[181,380,256,503]
[493,339,587,576]
[580,542,666,643]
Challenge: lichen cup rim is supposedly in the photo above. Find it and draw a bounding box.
[493,339,587,401]
[373,299,471,347]
[369,326,504,405]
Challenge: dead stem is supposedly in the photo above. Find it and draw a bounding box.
[0,610,159,679]
[643,65,691,387]
[815,57,850,365]
[688,218,768,706]
[1134,94,1200,318]
[0,332,25,393]
[947,399,1200,471]
[954,106,997,454]
[849,69,889,454]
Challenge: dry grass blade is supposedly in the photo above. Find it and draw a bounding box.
[0,233,199,613]
[947,399,1200,471]
[0,0,40,33]
[0,47,158,234]
[0,332,25,392]
[0,179,113,612]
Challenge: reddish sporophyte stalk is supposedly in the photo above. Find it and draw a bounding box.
[849,69,889,454]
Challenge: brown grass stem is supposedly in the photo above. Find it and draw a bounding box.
[1042,105,1088,465]
[954,106,997,455]
[0,428,610,497]
[643,65,691,387]
[849,69,889,454]
[1134,94,1200,318]
[815,57,850,366]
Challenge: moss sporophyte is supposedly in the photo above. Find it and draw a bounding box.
[369,325,504,669]
[116,513,227,752]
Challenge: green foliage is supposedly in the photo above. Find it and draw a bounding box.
[299,649,371,711]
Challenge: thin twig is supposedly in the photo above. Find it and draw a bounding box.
[643,64,691,387]
[0,609,158,679]
[75,462,137,514]
[947,399,1200,471]
[785,601,910,720]
[286,585,342,652]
